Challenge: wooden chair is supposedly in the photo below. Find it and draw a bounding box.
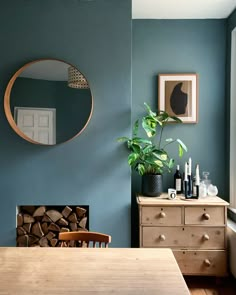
[58,231,112,248]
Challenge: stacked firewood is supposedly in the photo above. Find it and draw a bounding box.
[16,206,88,247]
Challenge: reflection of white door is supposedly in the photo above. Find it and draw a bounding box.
[15,107,56,144]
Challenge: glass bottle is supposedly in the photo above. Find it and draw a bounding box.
[202,171,211,194]
[174,165,182,194]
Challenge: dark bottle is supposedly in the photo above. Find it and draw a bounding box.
[174,165,182,194]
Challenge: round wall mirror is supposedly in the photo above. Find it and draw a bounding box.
[4,59,93,145]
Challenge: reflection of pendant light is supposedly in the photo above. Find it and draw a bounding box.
[68,66,89,89]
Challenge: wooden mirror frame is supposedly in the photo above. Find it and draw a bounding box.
[4,58,93,145]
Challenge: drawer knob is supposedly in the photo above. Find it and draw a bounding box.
[160,212,166,218]
[204,259,211,267]
[159,234,166,241]
[203,213,210,220]
[203,234,210,241]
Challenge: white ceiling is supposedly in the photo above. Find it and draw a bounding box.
[132,0,236,19]
[20,60,69,81]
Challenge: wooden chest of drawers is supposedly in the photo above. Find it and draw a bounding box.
[137,194,229,276]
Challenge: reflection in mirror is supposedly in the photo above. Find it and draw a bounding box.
[4,59,93,145]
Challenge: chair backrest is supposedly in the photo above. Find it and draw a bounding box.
[59,231,112,248]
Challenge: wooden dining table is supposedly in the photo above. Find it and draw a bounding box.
[0,247,190,295]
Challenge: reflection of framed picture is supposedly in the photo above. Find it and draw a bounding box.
[158,73,198,123]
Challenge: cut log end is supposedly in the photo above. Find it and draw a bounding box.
[17,205,88,247]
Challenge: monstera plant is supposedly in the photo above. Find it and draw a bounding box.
[118,103,187,196]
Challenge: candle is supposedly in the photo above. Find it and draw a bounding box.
[195,164,200,185]
[184,162,188,181]
[188,158,192,175]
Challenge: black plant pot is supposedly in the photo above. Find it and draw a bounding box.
[142,174,163,197]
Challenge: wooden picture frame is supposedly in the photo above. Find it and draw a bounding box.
[158,73,198,123]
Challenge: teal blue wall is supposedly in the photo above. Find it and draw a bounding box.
[11,77,92,143]
[0,0,131,246]
[132,20,226,245]
[132,19,226,196]
[0,0,233,247]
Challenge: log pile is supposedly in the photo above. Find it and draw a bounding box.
[16,206,88,247]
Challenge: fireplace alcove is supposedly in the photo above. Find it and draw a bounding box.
[16,205,89,247]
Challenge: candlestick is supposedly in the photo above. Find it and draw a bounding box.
[184,162,188,181]
[184,180,188,198]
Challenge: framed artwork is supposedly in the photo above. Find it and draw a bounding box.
[158,73,198,123]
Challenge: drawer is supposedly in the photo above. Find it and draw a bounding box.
[142,226,225,249]
[141,206,182,225]
[183,227,225,249]
[142,226,184,247]
[173,250,227,276]
[185,206,225,225]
